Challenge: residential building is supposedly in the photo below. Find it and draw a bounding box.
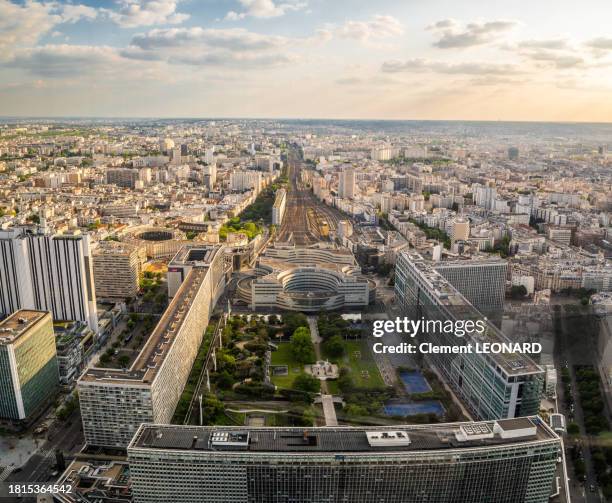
[0,227,98,333]
[230,170,262,193]
[338,168,355,199]
[93,241,142,300]
[272,188,286,226]
[78,245,227,447]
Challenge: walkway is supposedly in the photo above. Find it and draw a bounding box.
[321,394,338,426]
[307,316,328,394]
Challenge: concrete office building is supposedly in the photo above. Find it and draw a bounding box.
[0,227,98,333]
[93,241,142,300]
[0,310,59,421]
[127,417,562,503]
[78,245,227,447]
[106,167,151,189]
[237,244,375,312]
[338,168,355,199]
[395,252,543,420]
[434,258,508,313]
[272,188,286,226]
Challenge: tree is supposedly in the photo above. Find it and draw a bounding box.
[290,327,315,363]
[337,367,354,392]
[510,285,527,299]
[292,373,320,394]
[215,370,235,390]
[283,312,308,334]
[325,335,345,358]
[567,422,580,435]
[118,355,130,368]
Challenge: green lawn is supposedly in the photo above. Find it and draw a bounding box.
[336,340,385,389]
[270,342,304,390]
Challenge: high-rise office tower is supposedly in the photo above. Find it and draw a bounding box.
[0,227,98,333]
[78,245,227,447]
[128,418,562,503]
[204,146,215,166]
[395,252,543,420]
[434,258,508,313]
[0,310,59,421]
[508,147,519,160]
[338,168,355,199]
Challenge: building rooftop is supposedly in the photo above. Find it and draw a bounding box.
[80,245,222,384]
[400,251,541,376]
[0,310,49,344]
[129,417,558,454]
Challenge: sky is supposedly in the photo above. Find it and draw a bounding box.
[2,0,612,121]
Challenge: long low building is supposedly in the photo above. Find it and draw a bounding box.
[272,188,286,226]
[237,244,375,312]
[78,245,228,448]
[127,417,562,503]
[395,251,544,421]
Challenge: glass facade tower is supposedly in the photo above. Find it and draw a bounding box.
[0,310,59,421]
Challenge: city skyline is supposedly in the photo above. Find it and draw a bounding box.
[3,0,612,121]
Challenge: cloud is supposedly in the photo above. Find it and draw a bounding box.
[0,0,100,56]
[130,27,289,51]
[428,18,518,49]
[522,50,585,69]
[124,26,301,68]
[581,37,612,59]
[516,39,569,50]
[335,77,364,86]
[7,44,122,77]
[0,0,56,52]
[469,76,526,86]
[586,37,612,52]
[381,58,521,75]
[170,51,297,68]
[106,0,189,28]
[336,15,404,42]
[59,4,98,23]
[225,0,306,20]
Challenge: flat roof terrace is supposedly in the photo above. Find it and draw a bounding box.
[0,310,49,345]
[80,246,222,385]
[130,417,559,454]
[402,252,542,376]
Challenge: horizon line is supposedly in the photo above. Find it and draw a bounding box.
[1,116,612,126]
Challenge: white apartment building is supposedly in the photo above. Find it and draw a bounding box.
[272,188,287,226]
[78,245,227,448]
[230,170,262,193]
[338,168,355,199]
[0,227,98,333]
[370,146,400,161]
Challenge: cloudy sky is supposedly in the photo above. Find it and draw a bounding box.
[2,0,612,120]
